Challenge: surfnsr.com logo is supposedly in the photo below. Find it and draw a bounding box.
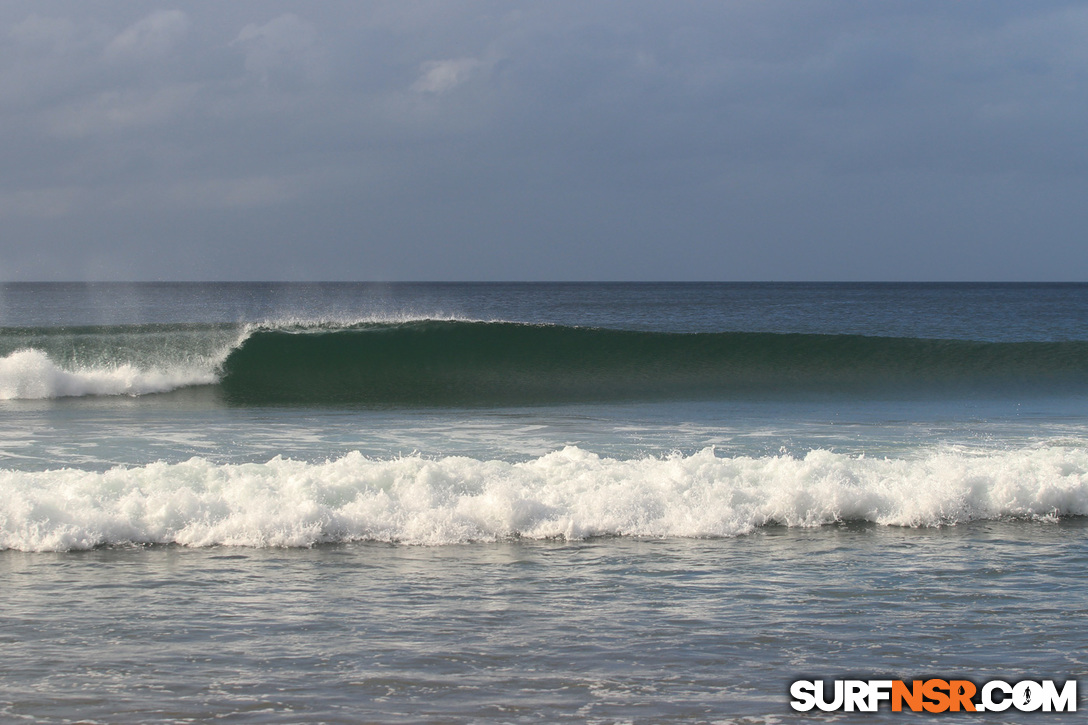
[790,679,1077,713]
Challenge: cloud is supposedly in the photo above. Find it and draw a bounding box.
[411,58,483,94]
[9,14,79,53]
[47,84,201,137]
[0,174,299,223]
[166,175,298,210]
[105,10,189,61]
[233,14,323,85]
[2,1,1088,281]
[0,186,83,219]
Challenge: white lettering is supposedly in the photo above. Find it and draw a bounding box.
[1013,680,1044,712]
[867,679,893,711]
[792,676,1077,713]
[981,680,1012,712]
[844,680,869,712]
[1041,680,1077,712]
[814,680,844,712]
[789,680,817,712]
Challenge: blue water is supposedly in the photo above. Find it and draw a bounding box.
[4,282,1088,339]
[1,283,1086,722]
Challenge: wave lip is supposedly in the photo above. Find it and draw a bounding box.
[3,445,1087,551]
[218,321,1088,405]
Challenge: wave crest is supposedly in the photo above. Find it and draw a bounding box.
[3,446,1086,551]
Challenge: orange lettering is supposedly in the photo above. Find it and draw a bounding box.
[948,680,977,712]
[892,680,924,712]
[922,679,950,713]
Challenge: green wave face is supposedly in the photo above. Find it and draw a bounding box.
[217,321,1088,405]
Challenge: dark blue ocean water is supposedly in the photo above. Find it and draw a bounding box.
[1,283,1086,722]
[4,281,1088,340]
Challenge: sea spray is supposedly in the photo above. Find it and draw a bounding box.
[0,348,219,399]
[0,322,247,400]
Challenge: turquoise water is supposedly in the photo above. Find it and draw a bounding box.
[1,283,1086,721]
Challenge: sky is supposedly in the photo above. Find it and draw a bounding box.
[1,0,1086,281]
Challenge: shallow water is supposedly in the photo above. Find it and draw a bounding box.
[2,523,1085,723]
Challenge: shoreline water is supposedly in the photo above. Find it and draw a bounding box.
[3,523,1086,723]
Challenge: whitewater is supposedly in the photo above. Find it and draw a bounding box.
[4,446,1086,551]
[0,347,218,399]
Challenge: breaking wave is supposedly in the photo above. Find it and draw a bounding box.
[0,348,217,399]
[2,445,1087,551]
[3,320,1087,403]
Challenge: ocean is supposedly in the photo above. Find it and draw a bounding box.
[1,282,1086,723]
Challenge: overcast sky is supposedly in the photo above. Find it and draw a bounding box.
[1,1,1086,281]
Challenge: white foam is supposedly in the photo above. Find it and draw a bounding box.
[0,349,220,400]
[3,446,1087,551]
